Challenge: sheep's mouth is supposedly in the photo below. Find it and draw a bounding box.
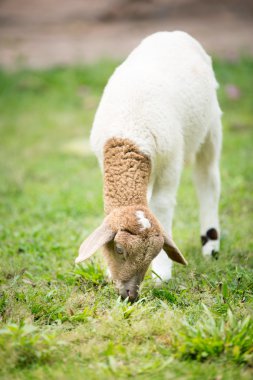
[125,289,139,303]
[120,287,139,303]
[115,277,141,302]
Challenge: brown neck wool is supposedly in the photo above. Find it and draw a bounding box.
[103,138,151,214]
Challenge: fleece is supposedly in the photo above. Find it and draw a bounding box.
[90,31,221,176]
[103,138,151,214]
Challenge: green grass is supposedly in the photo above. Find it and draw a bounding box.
[0,57,253,379]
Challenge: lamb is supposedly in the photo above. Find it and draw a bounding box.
[75,31,222,301]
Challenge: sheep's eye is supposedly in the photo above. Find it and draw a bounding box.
[115,244,124,255]
[122,228,136,236]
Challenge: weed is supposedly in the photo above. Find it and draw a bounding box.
[0,322,64,372]
[170,305,253,365]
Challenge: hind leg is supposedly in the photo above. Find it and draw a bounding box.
[193,119,222,257]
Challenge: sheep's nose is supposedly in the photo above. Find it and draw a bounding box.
[126,289,138,301]
[120,288,138,302]
[126,289,138,302]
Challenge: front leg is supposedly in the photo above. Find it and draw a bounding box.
[149,167,181,283]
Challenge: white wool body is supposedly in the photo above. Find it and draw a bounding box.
[91,31,221,171]
[90,31,222,281]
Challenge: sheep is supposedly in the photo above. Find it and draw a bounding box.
[75,31,222,301]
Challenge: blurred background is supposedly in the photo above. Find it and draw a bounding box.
[1,0,253,67]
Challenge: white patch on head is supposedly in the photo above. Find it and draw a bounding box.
[136,210,151,231]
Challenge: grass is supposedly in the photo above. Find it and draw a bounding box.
[0,57,253,379]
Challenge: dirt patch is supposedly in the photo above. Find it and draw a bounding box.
[0,0,253,68]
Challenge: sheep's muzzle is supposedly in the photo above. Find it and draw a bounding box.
[115,275,143,302]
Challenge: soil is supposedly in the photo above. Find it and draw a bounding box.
[0,0,253,68]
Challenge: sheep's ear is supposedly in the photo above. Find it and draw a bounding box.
[75,220,116,264]
[163,235,188,265]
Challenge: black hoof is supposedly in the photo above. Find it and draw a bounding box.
[211,250,219,260]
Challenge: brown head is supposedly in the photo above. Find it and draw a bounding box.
[75,205,187,302]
